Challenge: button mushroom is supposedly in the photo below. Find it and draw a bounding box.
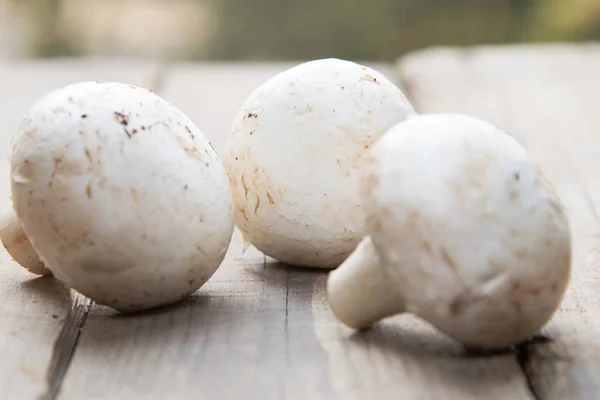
[0,206,51,276]
[223,58,416,268]
[10,81,234,311]
[327,113,572,350]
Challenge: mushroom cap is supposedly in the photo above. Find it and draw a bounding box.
[11,81,234,311]
[0,206,51,276]
[223,58,416,268]
[362,113,571,349]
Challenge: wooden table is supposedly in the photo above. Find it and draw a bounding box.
[1,44,599,399]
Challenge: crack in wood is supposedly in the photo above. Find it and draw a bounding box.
[284,266,290,366]
[516,343,539,400]
[38,292,92,400]
[516,335,553,400]
[35,62,170,400]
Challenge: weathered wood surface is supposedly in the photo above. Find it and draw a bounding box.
[0,46,596,399]
[399,43,600,400]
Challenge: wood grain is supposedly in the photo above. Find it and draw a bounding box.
[398,43,600,400]
[0,59,159,400]
[61,231,533,400]
[59,232,335,400]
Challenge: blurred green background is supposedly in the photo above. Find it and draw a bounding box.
[2,0,599,61]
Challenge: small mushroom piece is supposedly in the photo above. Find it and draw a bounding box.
[10,81,234,312]
[0,206,51,276]
[327,113,572,350]
[223,58,416,268]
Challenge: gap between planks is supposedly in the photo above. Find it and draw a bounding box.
[36,61,170,400]
[38,294,92,400]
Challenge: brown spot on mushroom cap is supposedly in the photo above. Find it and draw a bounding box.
[512,300,523,313]
[241,174,249,197]
[18,365,38,380]
[195,244,207,256]
[530,287,542,296]
[13,231,28,245]
[421,241,432,253]
[48,154,64,187]
[507,181,519,201]
[449,295,469,316]
[462,147,494,190]
[362,74,380,84]
[240,208,249,222]
[440,248,458,271]
[371,218,383,234]
[50,154,64,177]
[253,195,261,215]
[84,148,92,164]
[85,182,92,199]
[266,192,274,204]
[114,111,129,126]
[294,105,313,116]
[514,248,527,260]
[172,130,203,161]
[130,188,139,204]
[405,209,420,229]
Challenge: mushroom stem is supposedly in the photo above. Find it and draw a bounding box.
[327,237,405,330]
[0,206,51,276]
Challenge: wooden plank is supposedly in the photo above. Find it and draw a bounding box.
[398,43,600,400]
[0,58,159,400]
[62,231,533,400]
[60,231,337,400]
[59,62,533,399]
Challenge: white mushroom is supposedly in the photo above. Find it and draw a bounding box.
[10,81,234,311]
[223,58,416,268]
[0,206,51,276]
[327,113,572,350]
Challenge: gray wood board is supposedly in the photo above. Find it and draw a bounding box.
[398,43,600,400]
